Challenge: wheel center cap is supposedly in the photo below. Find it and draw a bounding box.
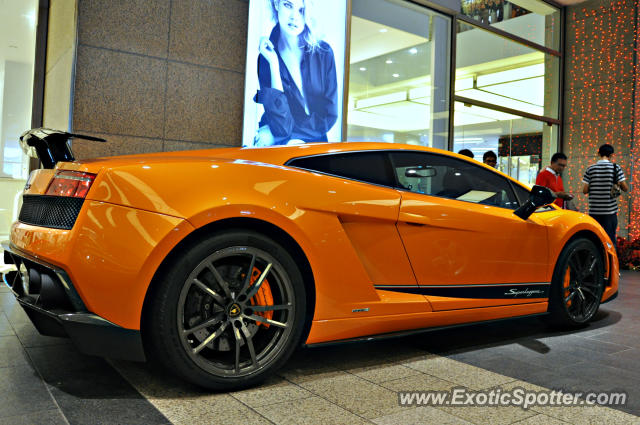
[228,303,241,318]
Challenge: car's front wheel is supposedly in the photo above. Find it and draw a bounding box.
[147,230,306,390]
[547,237,605,326]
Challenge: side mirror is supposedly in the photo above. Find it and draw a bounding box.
[513,185,556,220]
[405,166,436,178]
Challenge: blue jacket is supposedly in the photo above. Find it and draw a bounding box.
[254,25,338,144]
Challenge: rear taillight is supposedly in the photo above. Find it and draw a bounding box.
[45,170,96,198]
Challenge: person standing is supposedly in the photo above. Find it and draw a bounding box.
[582,144,628,248]
[482,150,497,168]
[458,149,474,159]
[535,152,573,208]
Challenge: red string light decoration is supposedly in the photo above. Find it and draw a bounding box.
[565,0,638,239]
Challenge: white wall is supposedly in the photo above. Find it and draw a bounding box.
[0,178,25,240]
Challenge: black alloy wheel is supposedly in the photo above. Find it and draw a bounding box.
[147,230,306,389]
[548,237,605,326]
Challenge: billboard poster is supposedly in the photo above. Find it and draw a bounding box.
[242,0,347,147]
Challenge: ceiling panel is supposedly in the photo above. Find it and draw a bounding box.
[350,16,427,64]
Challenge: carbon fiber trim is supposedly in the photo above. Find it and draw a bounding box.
[19,195,84,230]
[375,283,550,299]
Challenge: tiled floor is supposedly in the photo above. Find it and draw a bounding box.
[1,271,640,424]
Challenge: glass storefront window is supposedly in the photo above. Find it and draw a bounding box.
[0,0,38,239]
[459,0,560,51]
[346,0,451,149]
[453,101,558,186]
[456,21,559,119]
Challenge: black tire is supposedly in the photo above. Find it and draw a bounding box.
[146,230,306,390]
[547,237,605,327]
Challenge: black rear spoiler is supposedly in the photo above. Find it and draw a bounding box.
[20,128,106,169]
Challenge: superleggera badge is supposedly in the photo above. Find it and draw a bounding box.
[505,288,545,297]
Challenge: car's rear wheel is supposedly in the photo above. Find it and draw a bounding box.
[147,230,306,390]
[548,237,605,326]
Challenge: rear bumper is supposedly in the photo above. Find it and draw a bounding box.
[9,201,191,329]
[2,241,145,361]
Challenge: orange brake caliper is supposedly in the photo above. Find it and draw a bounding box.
[249,267,274,327]
[563,267,572,307]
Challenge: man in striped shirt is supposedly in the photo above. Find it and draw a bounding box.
[582,144,628,248]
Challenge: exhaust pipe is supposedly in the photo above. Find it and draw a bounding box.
[40,272,72,310]
[11,265,72,310]
[28,268,42,294]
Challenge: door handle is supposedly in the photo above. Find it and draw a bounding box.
[399,212,430,226]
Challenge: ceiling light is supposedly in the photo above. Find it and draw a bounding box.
[476,63,545,87]
[409,87,430,100]
[454,137,484,143]
[409,48,418,55]
[359,67,367,71]
[349,107,432,132]
[23,10,36,26]
[455,77,474,91]
[386,60,393,64]
[392,73,400,78]
[453,102,523,126]
[458,89,544,116]
[355,91,407,109]
[379,28,388,33]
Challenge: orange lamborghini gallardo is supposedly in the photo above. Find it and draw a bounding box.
[3,129,618,389]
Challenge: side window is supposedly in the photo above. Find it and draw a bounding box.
[287,151,394,186]
[389,152,520,209]
[511,182,531,206]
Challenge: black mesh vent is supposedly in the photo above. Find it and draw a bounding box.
[19,195,84,230]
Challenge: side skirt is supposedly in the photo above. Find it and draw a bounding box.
[305,302,548,345]
[306,312,548,348]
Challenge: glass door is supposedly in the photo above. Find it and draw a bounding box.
[346,0,451,149]
[453,6,561,187]
[454,103,559,186]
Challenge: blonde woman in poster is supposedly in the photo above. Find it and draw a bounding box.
[252,0,339,146]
